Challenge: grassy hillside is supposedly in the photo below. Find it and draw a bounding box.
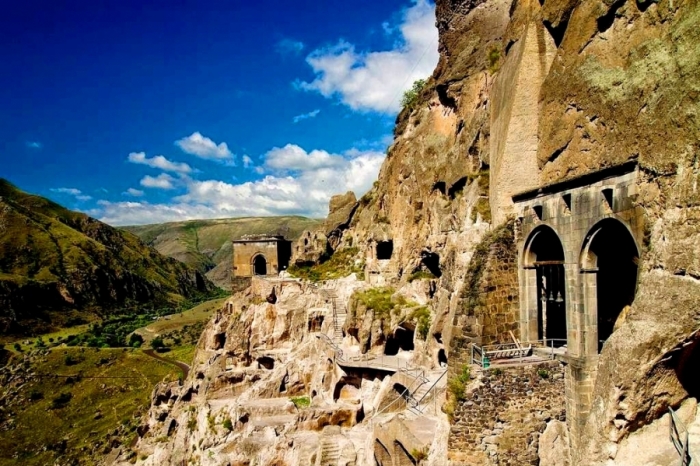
[124,216,321,287]
[0,347,179,466]
[0,179,217,336]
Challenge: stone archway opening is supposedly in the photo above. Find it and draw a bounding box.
[438,349,448,367]
[257,356,274,370]
[582,218,639,352]
[524,226,567,346]
[384,326,415,355]
[252,254,267,275]
[377,240,394,260]
[333,376,362,402]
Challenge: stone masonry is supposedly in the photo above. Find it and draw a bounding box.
[449,361,566,465]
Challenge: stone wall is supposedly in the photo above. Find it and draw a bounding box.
[448,221,520,376]
[233,239,290,277]
[448,361,566,465]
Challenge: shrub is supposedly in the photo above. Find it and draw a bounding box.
[287,248,363,282]
[448,365,471,402]
[290,396,311,409]
[538,369,550,379]
[222,418,233,431]
[487,45,501,74]
[64,354,77,366]
[411,447,429,461]
[401,79,427,110]
[51,392,72,409]
[13,343,21,352]
[355,287,395,318]
[187,418,197,431]
[29,390,43,401]
[129,333,144,347]
[150,337,164,350]
[407,270,436,282]
[410,307,431,340]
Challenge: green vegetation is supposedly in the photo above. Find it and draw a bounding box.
[0,178,218,337]
[448,365,471,402]
[411,447,429,462]
[401,78,427,110]
[407,270,437,282]
[222,418,233,431]
[287,248,365,282]
[538,369,550,379]
[290,395,311,409]
[0,347,178,466]
[354,287,396,318]
[487,45,501,74]
[410,307,432,340]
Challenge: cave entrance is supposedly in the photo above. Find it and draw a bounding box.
[257,356,274,370]
[438,349,448,367]
[333,376,362,402]
[523,226,567,346]
[674,338,700,399]
[252,254,267,275]
[581,218,639,352]
[308,314,324,332]
[421,251,442,278]
[392,383,410,400]
[384,326,414,355]
[377,241,394,260]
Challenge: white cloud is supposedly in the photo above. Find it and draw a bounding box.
[76,195,92,201]
[97,143,386,225]
[264,144,345,172]
[140,174,175,190]
[51,187,82,195]
[123,188,144,197]
[26,141,42,149]
[242,155,254,168]
[298,0,438,113]
[276,38,305,55]
[293,109,321,123]
[175,132,233,161]
[127,152,192,174]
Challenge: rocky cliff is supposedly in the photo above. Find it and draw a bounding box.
[122,0,700,464]
[0,179,215,335]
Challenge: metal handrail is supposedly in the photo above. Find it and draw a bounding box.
[471,339,568,367]
[669,407,696,466]
[411,369,447,409]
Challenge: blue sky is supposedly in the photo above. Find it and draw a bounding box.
[0,0,438,225]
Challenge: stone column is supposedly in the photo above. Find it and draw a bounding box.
[519,266,539,342]
[580,269,599,357]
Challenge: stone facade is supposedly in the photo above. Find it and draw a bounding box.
[448,362,566,465]
[448,222,520,377]
[232,235,292,278]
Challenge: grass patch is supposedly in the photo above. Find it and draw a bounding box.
[287,247,364,282]
[290,396,311,409]
[407,270,437,282]
[0,347,178,466]
[354,287,396,318]
[409,307,431,340]
[411,447,428,461]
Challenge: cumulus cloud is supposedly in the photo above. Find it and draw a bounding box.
[276,38,305,55]
[298,0,438,113]
[264,144,345,172]
[292,109,321,123]
[97,144,386,225]
[123,188,144,197]
[127,152,192,174]
[175,132,233,160]
[242,155,254,168]
[140,174,175,190]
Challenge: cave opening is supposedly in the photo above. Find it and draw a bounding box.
[438,349,448,367]
[333,376,362,401]
[253,254,267,275]
[448,177,468,199]
[674,339,700,399]
[384,326,415,355]
[257,356,274,370]
[377,241,394,260]
[421,251,442,278]
[582,218,639,352]
[308,314,324,332]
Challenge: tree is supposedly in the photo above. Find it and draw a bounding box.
[129,333,144,348]
[400,79,427,110]
[150,337,164,350]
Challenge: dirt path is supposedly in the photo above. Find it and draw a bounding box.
[143,349,190,379]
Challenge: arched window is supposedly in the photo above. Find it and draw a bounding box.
[523,226,567,346]
[580,218,639,351]
[252,254,267,275]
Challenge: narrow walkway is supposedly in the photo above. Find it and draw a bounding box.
[143,349,190,379]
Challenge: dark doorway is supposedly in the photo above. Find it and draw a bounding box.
[527,226,567,346]
[377,241,393,260]
[421,251,442,278]
[587,219,639,351]
[253,255,267,275]
[257,356,274,370]
[384,326,414,355]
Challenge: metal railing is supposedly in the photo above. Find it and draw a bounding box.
[410,369,447,412]
[670,407,696,466]
[471,339,568,367]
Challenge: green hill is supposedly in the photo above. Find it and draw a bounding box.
[0,179,216,336]
[123,216,321,287]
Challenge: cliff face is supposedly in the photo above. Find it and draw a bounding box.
[125,0,700,464]
[0,179,215,335]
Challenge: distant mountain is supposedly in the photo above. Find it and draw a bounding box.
[0,179,216,335]
[123,216,322,287]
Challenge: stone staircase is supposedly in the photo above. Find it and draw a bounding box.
[318,431,342,465]
[324,289,347,344]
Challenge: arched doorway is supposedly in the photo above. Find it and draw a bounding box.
[252,254,267,275]
[581,218,639,352]
[523,226,567,346]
